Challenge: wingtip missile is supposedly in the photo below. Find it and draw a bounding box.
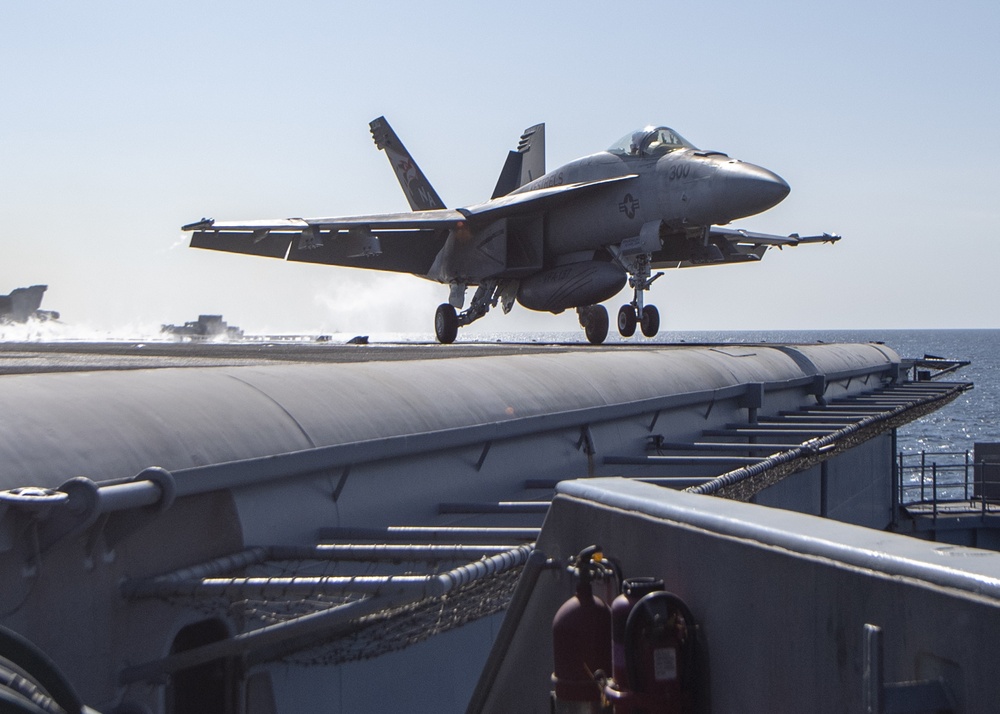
[793,232,842,245]
[182,217,215,232]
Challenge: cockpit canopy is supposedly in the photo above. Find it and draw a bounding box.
[608,126,696,157]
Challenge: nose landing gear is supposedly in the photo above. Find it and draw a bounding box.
[616,253,663,339]
[608,246,664,340]
[640,303,659,337]
[617,304,637,337]
[616,303,661,338]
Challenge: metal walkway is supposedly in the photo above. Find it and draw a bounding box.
[610,379,970,501]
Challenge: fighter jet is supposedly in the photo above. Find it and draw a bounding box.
[184,118,838,344]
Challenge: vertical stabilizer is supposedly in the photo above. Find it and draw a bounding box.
[491,123,546,198]
[491,151,523,199]
[517,123,545,186]
[369,117,446,211]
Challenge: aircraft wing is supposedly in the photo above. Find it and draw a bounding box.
[181,174,635,236]
[183,209,467,234]
[183,176,639,275]
[184,211,464,276]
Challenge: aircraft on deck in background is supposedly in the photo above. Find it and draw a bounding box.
[184,118,839,344]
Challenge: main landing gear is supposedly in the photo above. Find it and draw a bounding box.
[577,305,609,345]
[434,280,516,344]
[434,303,459,344]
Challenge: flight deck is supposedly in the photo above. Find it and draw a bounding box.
[0,338,799,374]
[0,339,591,373]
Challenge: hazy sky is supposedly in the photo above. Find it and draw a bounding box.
[3,1,998,337]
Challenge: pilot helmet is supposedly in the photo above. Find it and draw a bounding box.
[630,131,648,155]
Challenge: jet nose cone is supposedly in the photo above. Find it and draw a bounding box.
[715,161,790,220]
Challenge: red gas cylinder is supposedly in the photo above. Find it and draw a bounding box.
[551,548,613,713]
[610,577,664,694]
[604,591,696,714]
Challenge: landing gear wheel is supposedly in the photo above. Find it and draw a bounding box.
[583,305,609,345]
[434,303,458,344]
[617,305,637,337]
[640,305,660,338]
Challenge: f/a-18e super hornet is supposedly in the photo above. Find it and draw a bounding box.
[184,118,838,344]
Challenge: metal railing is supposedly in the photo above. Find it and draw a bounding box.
[897,450,1000,513]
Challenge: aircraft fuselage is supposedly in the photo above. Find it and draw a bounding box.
[518,148,788,261]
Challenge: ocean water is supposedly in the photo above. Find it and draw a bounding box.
[650,329,999,457]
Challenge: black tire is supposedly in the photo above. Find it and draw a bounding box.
[617,304,637,337]
[640,304,660,338]
[434,303,459,344]
[584,305,609,345]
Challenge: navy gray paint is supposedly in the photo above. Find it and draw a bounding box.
[475,479,1000,713]
[0,342,920,713]
[185,120,838,343]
